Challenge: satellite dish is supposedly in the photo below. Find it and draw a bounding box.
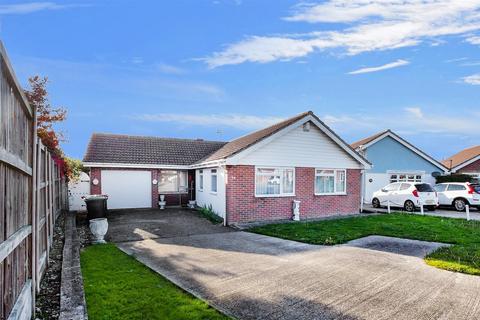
[431,171,442,177]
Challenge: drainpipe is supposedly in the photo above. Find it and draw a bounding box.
[360,169,365,213]
[223,165,228,227]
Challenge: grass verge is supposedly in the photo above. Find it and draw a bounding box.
[250,213,480,276]
[81,243,229,320]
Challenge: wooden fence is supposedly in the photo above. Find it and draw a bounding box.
[0,42,68,320]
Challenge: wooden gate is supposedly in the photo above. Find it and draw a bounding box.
[0,42,69,320]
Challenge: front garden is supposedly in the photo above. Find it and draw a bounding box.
[250,213,480,275]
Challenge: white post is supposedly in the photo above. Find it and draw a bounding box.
[420,203,424,215]
[387,200,391,214]
[466,205,470,221]
[360,196,364,213]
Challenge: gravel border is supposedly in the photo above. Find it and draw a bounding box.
[35,213,65,320]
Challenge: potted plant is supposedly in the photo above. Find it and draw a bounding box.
[89,218,108,243]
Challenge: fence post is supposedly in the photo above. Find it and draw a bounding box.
[420,203,424,215]
[387,200,391,214]
[466,205,470,221]
[360,196,364,213]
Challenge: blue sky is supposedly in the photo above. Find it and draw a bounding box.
[1,0,480,160]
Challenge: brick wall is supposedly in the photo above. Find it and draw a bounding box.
[89,167,159,208]
[226,165,361,225]
[458,158,480,173]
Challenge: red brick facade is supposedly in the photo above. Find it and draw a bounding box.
[225,165,361,225]
[458,158,480,173]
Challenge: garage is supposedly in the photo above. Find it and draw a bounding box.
[101,170,152,209]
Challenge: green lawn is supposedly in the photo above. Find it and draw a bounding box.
[80,244,229,320]
[250,213,480,276]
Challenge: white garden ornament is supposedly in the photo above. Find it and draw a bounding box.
[89,218,108,244]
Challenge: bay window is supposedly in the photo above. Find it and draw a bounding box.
[255,167,295,197]
[315,169,346,195]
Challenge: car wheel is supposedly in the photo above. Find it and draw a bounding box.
[372,198,380,208]
[404,200,415,212]
[453,198,467,212]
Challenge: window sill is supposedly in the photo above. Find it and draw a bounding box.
[314,193,347,196]
[255,194,296,198]
[210,192,218,195]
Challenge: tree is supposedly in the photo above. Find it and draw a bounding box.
[24,76,67,152]
[64,157,86,182]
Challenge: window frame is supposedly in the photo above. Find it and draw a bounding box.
[210,169,218,194]
[314,168,347,196]
[198,169,204,192]
[254,166,296,198]
[158,170,188,194]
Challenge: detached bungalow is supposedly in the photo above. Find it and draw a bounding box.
[83,111,371,225]
[443,145,480,183]
[351,130,448,203]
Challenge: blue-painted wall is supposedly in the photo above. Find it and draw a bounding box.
[365,136,443,173]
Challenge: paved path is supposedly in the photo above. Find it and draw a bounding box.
[117,230,480,320]
[363,204,480,221]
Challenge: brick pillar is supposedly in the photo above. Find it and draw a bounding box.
[90,168,101,194]
[152,169,159,208]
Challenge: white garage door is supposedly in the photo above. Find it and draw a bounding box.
[101,170,152,209]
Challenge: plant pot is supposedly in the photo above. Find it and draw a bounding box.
[89,218,108,244]
[188,200,196,209]
[160,194,165,201]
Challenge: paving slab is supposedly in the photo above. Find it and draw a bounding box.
[118,231,480,320]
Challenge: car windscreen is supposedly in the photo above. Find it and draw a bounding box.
[415,184,435,192]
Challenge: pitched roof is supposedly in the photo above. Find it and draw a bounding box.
[351,129,447,171]
[442,145,480,170]
[351,130,389,150]
[201,111,311,162]
[83,133,226,166]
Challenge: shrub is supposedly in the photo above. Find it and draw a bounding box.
[436,174,474,183]
[198,204,223,224]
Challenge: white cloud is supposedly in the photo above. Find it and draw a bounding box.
[348,59,409,75]
[463,74,480,85]
[204,1,480,67]
[0,2,87,14]
[131,113,284,130]
[466,35,480,45]
[155,63,186,75]
[405,107,423,118]
[323,107,480,137]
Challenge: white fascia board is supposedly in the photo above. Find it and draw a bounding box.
[450,154,480,173]
[361,131,448,173]
[82,162,191,170]
[189,159,226,169]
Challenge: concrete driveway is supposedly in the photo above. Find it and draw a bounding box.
[113,210,480,320]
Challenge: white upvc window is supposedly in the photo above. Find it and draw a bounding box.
[255,167,295,197]
[198,170,204,191]
[211,169,217,193]
[389,173,422,183]
[315,169,346,195]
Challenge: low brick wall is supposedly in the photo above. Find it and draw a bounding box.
[226,165,361,225]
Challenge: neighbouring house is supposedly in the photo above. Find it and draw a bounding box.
[351,130,448,203]
[443,145,480,183]
[83,111,371,225]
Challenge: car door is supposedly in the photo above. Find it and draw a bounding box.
[382,183,401,207]
[434,184,449,205]
[396,183,412,207]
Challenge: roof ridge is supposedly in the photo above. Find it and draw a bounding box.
[91,132,226,144]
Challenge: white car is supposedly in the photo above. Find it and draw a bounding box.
[372,182,438,212]
[434,182,480,211]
